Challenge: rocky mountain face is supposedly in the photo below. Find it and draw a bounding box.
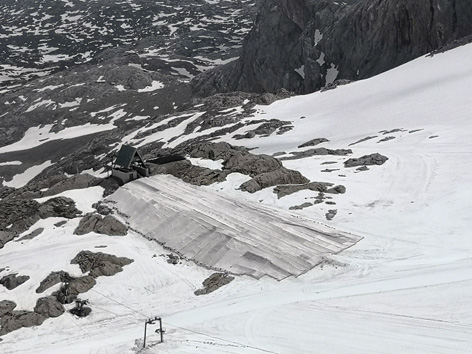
[192,0,472,95]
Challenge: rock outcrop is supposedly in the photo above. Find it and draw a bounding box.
[344,153,388,167]
[53,276,97,304]
[33,296,65,318]
[36,271,74,294]
[194,273,235,295]
[70,251,134,278]
[38,197,82,219]
[0,311,46,335]
[74,214,127,236]
[274,181,333,198]
[0,197,81,248]
[192,0,472,95]
[149,160,229,186]
[240,169,309,193]
[0,300,16,317]
[0,274,30,290]
[280,148,352,160]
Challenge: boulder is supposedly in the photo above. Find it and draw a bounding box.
[74,213,127,236]
[179,141,246,162]
[149,160,229,186]
[34,296,65,318]
[298,138,329,148]
[280,148,352,161]
[274,182,332,199]
[0,274,30,290]
[74,213,102,235]
[92,202,112,216]
[70,251,133,278]
[0,311,46,335]
[289,202,313,210]
[224,152,282,177]
[344,153,388,168]
[194,273,234,296]
[36,271,74,294]
[16,227,44,242]
[53,276,97,304]
[326,209,338,221]
[240,168,310,193]
[0,300,16,317]
[95,216,128,236]
[38,197,82,219]
[326,185,346,194]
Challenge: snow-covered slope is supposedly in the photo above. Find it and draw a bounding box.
[1,43,472,353]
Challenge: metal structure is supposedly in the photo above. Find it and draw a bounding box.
[111,145,150,184]
[143,316,164,348]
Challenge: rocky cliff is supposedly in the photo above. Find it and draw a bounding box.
[192,0,472,95]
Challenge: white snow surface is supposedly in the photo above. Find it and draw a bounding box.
[3,161,52,188]
[2,45,472,353]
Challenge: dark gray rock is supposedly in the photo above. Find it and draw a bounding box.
[289,202,313,210]
[325,209,338,221]
[166,254,181,265]
[178,141,247,162]
[344,153,388,168]
[281,148,352,161]
[321,168,340,173]
[240,168,309,193]
[0,199,42,245]
[36,271,74,294]
[5,174,101,200]
[149,160,229,187]
[320,79,352,92]
[429,33,472,55]
[74,214,104,236]
[274,182,332,198]
[74,213,127,236]
[378,136,396,143]
[298,138,329,148]
[326,185,346,194]
[254,88,295,105]
[234,120,293,139]
[38,197,82,219]
[33,296,65,318]
[0,311,46,335]
[70,251,133,278]
[0,231,16,249]
[194,273,235,296]
[0,300,16,317]
[0,273,30,290]
[349,136,378,146]
[53,276,97,304]
[95,215,128,236]
[16,228,44,242]
[224,152,282,177]
[92,202,112,216]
